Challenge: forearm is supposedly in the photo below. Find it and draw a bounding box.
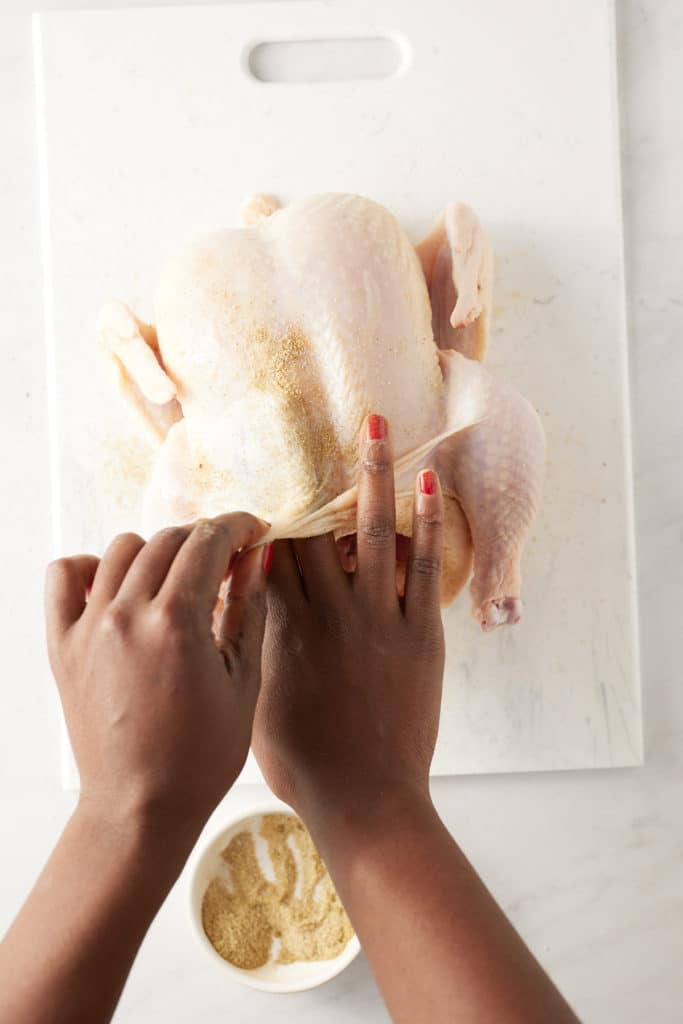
[0,802,195,1024]
[308,791,579,1024]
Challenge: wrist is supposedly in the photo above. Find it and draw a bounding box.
[75,791,201,876]
[301,782,437,866]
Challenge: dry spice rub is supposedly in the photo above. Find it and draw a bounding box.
[201,813,354,969]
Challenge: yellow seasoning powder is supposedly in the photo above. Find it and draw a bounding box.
[201,813,354,969]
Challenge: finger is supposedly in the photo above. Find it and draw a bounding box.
[45,555,100,641]
[404,469,444,617]
[267,539,307,608]
[217,545,267,704]
[158,512,268,615]
[117,525,191,601]
[293,533,347,603]
[355,414,397,604]
[88,533,146,606]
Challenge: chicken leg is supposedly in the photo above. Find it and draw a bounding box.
[435,350,545,630]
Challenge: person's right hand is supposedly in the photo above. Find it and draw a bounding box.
[252,414,445,823]
[253,415,581,1024]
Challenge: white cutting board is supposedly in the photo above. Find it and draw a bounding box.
[34,0,642,787]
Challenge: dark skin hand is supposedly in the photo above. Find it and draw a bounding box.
[0,513,270,1024]
[253,413,580,1024]
[255,418,445,817]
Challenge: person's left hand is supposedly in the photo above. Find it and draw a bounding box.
[45,514,270,840]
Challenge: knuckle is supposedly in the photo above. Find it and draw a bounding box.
[247,586,266,619]
[111,531,144,549]
[361,450,392,476]
[284,632,305,658]
[410,554,442,580]
[276,622,305,659]
[414,510,443,531]
[101,601,134,638]
[358,511,394,545]
[231,511,262,531]
[232,584,266,618]
[46,557,73,581]
[154,525,189,544]
[193,519,222,540]
[156,590,194,629]
[102,532,144,568]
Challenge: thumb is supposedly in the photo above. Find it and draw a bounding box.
[217,544,270,699]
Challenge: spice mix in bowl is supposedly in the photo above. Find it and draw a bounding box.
[188,801,360,992]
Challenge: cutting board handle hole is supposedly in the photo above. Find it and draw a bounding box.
[247,37,407,83]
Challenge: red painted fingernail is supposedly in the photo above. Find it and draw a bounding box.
[262,543,274,575]
[367,414,386,441]
[419,469,437,495]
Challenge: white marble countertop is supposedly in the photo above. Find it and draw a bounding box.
[0,2,681,1021]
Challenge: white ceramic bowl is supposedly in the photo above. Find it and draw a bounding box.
[188,798,361,993]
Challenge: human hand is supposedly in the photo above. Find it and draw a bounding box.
[249,423,579,1024]
[45,514,270,840]
[252,414,445,823]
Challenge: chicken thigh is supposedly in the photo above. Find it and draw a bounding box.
[98,193,545,630]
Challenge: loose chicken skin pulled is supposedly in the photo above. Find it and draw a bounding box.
[98,193,545,631]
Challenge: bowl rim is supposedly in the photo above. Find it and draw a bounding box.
[186,797,361,993]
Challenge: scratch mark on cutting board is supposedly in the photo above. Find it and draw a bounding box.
[598,681,613,762]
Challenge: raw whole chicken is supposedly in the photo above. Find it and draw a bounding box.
[98,193,545,631]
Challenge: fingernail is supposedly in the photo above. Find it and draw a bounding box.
[419,469,437,495]
[262,543,274,575]
[367,414,386,441]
